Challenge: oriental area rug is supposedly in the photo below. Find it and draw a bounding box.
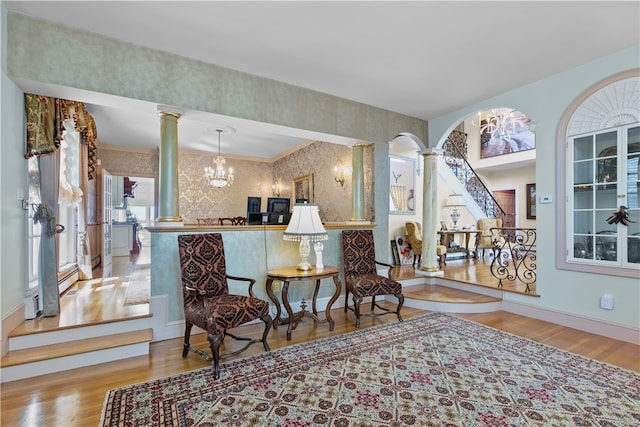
[100,313,639,426]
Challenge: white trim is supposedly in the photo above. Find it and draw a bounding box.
[1,342,149,383]
[1,305,25,358]
[501,300,640,345]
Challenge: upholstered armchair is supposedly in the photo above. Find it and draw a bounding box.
[405,221,447,267]
[341,230,404,328]
[475,218,505,257]
[177,233,272,379]
[405,221,423,266]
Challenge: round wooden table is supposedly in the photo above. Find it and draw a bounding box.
[265,266,341,341]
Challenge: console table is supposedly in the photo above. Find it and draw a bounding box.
[265,266,342,341]
[438,230,480,258]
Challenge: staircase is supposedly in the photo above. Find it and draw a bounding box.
[0,312,154,383]
[443,130,507,222]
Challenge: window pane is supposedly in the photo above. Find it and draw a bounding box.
[574,186,593,209]
[595,230,617,261]
[574,160,593,185]
[628,126,640,150]
[574,211,592,234]
[627,154,639,209]
[573,235,592,259]
[629,235,640,263]
[595,185,617,209]
[596,158,616,183]
[627,215,640,235]
[574,135,593,161]
[595,131,617,157]
[595,211,617,230]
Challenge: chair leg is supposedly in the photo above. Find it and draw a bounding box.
[438,253,446,267]
[260,314,272,352]
[370,295,376,311]
[182,322,193,357]
[344,287,350,312]
[208,331,225,380]
[353,296,363,328]
[395,293,405,323]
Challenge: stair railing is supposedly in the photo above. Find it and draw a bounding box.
[443,130,506,223]
[489,227,537,292]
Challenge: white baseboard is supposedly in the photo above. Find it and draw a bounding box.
[501,300,640,345]
[148,291,639,346]
[1,341,149,383]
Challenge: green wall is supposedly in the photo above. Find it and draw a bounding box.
[428,45,640,329]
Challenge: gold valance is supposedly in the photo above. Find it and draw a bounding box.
[24,94,99,179]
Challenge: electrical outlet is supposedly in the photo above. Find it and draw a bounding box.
[600,294,614,310]
[273,281,281,292]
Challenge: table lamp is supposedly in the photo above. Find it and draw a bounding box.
[446,194,466,229]
[283,203,328,271]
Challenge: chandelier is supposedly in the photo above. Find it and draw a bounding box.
[480,108,531,141]
[204,128,234,188]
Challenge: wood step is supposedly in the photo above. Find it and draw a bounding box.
[403,284,502,304]
[9,312,152,338]
[1,328,153,368]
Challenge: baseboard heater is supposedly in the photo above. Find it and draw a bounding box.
[24,286,40,319]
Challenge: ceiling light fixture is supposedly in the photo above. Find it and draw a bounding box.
[204,128,234,188]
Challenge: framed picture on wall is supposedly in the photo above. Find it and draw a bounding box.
[526,183,536,219]
[293,174,313,204]
[480,109,535,159]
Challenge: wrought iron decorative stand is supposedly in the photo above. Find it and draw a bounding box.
[490,227,537,292]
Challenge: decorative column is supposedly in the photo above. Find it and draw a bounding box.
[350,143,367,222]
[418,149,444,275]
[156,106,183,225]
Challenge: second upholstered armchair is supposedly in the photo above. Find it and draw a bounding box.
[341,229,404,328]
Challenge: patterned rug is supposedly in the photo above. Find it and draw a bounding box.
[100,313,639,426]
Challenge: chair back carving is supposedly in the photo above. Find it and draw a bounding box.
[178,233,228,298]
[342,230,378,277]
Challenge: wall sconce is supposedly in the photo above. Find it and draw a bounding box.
[272,182,280,197]
[334,162,348,187]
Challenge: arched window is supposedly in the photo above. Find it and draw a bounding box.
[557,70,639,277]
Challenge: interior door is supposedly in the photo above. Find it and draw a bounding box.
[493,189,516,239]
[102,169,113,277]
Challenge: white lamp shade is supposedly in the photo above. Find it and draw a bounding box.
[283,204,328,242]
[446,194,466,207]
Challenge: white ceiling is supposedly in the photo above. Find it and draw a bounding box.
[4,1,639,161]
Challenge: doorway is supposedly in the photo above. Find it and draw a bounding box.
[493,189,516,239]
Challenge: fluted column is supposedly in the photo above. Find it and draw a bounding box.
[418,149,444,275]
[350,143,367,221]
[156,106,183,225]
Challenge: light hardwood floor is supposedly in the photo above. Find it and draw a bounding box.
[1,257,637,427]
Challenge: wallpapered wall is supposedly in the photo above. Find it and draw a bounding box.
[97,140,375,223]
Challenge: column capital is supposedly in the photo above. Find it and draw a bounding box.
[157,105,183,119]
[422,148,443,157]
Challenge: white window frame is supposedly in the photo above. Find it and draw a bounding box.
[556,69,640,278]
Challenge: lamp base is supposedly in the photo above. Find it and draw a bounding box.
[296,263,313,271]
[297,237,312,271]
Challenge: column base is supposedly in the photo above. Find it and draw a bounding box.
[155,217,184,227]
[415,268,444,277]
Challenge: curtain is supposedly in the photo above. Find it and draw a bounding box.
[390,184,407,211]
[25,94,64,316]
[37,152,61,316]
